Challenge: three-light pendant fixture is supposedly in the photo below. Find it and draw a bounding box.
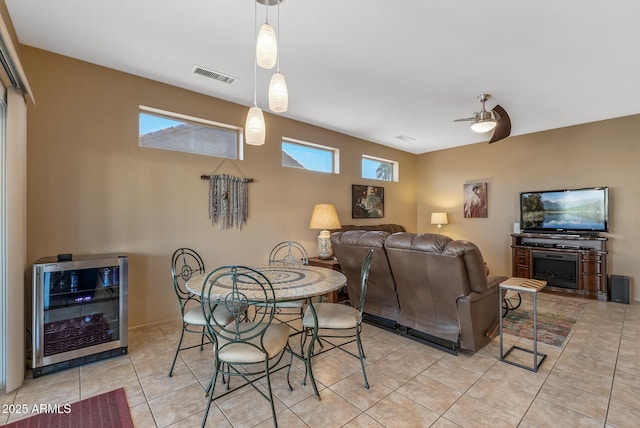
[245,0,288,146]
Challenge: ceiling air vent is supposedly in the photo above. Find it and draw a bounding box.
[192,65,236,84]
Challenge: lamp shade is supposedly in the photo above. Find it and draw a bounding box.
[430,212,448,225]
[309,204,341,230]
[245,106,266,145]
[268,72,288,112]
[256,23,277,69]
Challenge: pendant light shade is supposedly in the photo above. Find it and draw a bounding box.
[268,72,288,112]
[256,23,277,69]
[245,106,266,145]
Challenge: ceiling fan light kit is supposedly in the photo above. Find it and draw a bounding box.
[455,93,511,143]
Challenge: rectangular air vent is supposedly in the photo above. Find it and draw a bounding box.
[192,65,236,84]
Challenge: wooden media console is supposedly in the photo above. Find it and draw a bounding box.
[511,233,608,301]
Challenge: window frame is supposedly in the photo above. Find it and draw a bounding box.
[361,154,399,182]
[281,137,340,174]
[139,105,244,160]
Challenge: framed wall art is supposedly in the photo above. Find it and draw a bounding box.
[352,185,384,218]
[463,182,487,218]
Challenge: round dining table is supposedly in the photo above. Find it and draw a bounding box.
[185,264,347,399]
[186,264,346,303]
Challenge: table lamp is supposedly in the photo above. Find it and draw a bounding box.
[430,212,448,233]
[309,203,341,259]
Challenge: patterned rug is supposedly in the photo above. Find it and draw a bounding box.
[501,293,586,348]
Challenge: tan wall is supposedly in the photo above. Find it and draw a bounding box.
[21,46,417,327]
[417,115,640,301]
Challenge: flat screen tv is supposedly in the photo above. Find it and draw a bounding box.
[520,187,609,233]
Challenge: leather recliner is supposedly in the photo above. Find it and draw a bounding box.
[330,231,400,325]
[331,230,506,353]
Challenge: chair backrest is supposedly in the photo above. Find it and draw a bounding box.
[201,266,276,351]
[356,249,374,321]
[269,241,308,267]
[171,248,206,311]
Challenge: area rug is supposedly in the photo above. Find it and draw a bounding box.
[3,387,133,428]
[501,293,586,348]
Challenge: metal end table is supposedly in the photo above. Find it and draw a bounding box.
[499,277,548,372]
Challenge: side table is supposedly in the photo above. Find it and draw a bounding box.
[499,277,547,372]
[308,257,344,303]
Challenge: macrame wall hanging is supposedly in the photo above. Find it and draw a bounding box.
[201,159,253,230]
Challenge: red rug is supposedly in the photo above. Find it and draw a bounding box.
[2,388,133,428]
[502,294,585,348]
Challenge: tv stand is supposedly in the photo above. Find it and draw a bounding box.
[511,233,608,301]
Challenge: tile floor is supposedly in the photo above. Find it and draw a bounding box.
[2,294,639,427]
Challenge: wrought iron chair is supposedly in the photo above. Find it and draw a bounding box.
[502,290,522,317]
[200,266,293,428]
[301,249,373,389]
[168,248,234,377]
[263,241,309,329]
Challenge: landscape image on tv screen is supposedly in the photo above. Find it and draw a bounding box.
[520,188,608,232]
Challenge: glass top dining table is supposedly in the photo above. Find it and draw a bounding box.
[185,264,347,400]
[185,264,347,302]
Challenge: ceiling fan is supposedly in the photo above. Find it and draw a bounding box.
[454,94,511,143]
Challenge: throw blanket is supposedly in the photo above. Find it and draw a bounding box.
[209,174,249,229]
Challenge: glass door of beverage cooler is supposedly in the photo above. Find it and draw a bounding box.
[32,254,128,374]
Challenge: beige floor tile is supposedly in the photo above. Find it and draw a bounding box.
[342,412,386,427]
[133,351,185,379]
[172,407,232,428]
[365,391,440,428]
[481,361,548,396]
[422,360,483,393]
[523,397,604,427]
[545,366,613,397]
[310,354,360,388]
[216,382,287,427]
[148,382,208,427]
[129,401,157,428]
[330,372,393,411]
[269,364,326,407]
[430,417,463,427]
[537,375,609,421]
[139,362,199,401]
[443,395,520,428]
[614,364,640,389]
[253,408,309,428]
[396,373,461,414]
[364,354,430,390]
[291,388,361,428]
[465,376,535,419]
[606,399,640,428]
[611,380,640,411]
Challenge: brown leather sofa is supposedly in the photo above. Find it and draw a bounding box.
[331,230,506,353]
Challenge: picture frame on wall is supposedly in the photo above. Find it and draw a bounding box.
[464,182,488,218]
[352,185,384,218]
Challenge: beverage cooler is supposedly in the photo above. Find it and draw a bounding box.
[30,253,128,377]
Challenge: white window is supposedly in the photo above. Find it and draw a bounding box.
[139,106,242,159]
[362,155,398,182]
[281,138,340,174]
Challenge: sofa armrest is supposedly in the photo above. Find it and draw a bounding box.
[487,275,507,290]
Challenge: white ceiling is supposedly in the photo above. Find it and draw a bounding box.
[6,0,640,154]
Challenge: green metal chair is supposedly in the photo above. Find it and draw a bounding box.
[200,265,293,428]
[264,241,309,329]
[301,249,373,389]
[168,248,233,377]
